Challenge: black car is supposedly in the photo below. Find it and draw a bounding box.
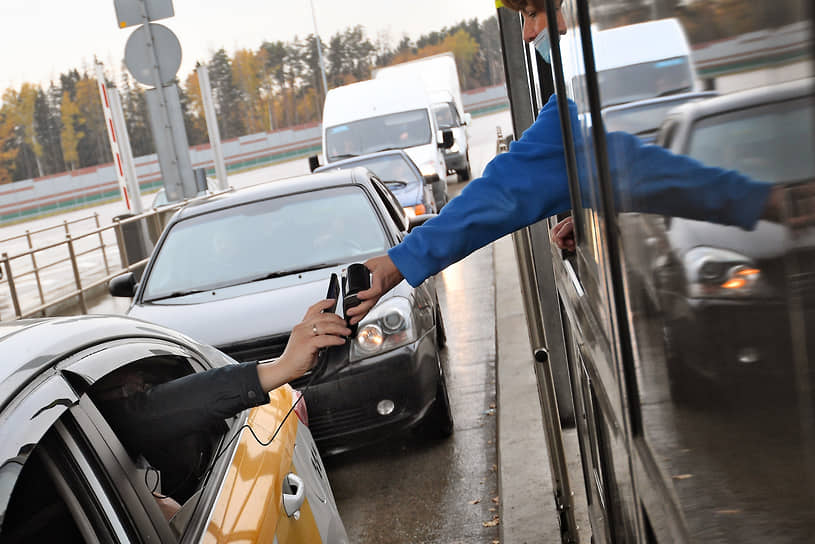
[109,167,453,454]
[314,149,438,216]
[635,77,815,401]
[0,315,347,542]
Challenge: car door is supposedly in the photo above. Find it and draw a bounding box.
[59,337,337,543]
[0,373,160,543]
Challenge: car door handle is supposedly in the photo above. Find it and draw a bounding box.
[283,473,306,517]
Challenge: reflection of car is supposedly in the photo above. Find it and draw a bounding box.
[314,150,437,217]
[641,78,815,401]
[0,315,348,542]
[602,91,717,144]
[109,168,453,455]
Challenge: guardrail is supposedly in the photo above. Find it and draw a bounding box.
[0,192,224,321]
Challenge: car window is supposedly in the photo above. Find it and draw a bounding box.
[1,418,133,543]
[325,109,432,160]
[143,186,389,300]
[328,155,422,185]
[686,96,815,183]
[432,102,459,130]
[371,178,409,232]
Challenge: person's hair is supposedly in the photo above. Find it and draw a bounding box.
[501,0,540,11]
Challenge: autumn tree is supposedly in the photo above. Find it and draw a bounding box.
[0,107,19,184]
[60,91,83,171]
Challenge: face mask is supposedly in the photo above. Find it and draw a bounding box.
[532,27,551,64]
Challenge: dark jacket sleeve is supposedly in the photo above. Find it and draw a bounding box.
[105,362,268,451]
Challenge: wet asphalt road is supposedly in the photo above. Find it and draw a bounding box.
[324,182,502,544]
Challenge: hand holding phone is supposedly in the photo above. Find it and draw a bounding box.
[343,264,371,334]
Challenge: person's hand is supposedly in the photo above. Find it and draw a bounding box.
[551,216,576,251]
[345,254,404,325]
[259,299,350,389]
[762,183,815,230]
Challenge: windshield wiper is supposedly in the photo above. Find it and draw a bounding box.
[145,288,208,302]
[248,263,340,283]
[330,153,358,160]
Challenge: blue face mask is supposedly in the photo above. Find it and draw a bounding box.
[532,27,551,64]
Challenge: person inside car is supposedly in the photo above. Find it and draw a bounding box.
[92,298,350,519]
[345,0,812,323]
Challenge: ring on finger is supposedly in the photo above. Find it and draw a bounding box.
[312,324,318,336]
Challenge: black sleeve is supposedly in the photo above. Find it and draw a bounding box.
[105,362,268,451]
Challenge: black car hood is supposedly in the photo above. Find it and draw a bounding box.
[669,219,815,260]
[128,265,412,347]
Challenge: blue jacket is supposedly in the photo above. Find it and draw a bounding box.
[389,94,772,287]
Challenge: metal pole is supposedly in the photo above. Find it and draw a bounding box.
[197,65,229,191]
[308,0,330,107]
[66,235,88,315]
[95,213,111,275]
[2,253,21,320]
[25,231,45,305]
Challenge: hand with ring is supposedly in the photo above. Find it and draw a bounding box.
[259,299,350,389]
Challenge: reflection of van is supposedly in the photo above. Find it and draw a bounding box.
[561,18,699,111]
[322,78,454,207]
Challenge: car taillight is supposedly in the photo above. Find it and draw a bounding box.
[293,390,309,427]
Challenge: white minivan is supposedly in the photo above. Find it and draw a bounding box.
[321,78,454,208]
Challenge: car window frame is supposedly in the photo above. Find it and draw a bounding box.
[370,176,409,233]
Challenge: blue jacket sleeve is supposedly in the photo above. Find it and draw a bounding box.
[389,95,772,287]
[389,95,572,287]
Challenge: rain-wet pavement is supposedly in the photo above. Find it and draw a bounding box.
[324,183,502,544]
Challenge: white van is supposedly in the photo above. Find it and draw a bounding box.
[560,18,700,111]
[374,53,472,181]
[322,78,454,207]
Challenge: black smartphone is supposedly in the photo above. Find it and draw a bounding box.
[342,264,371,334]
[325,272,340,314]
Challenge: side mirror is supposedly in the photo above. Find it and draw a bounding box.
[109,272,137,298]
[408,213,438,232]
[464,113,472,126]
[438,129,454,149]
[308,155,321,172]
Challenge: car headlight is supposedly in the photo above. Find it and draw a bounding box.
[350,296,417,361]
[684,247,769,298]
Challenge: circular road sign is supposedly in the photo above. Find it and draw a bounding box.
[124,23,182,87]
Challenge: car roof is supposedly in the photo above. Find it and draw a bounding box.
[0,315,194,409]
[169,168,376,223]
[314,150,417,172]
[665,77,814,123]
[601,91,718,115]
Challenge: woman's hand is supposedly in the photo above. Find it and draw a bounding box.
[258,299,350,390]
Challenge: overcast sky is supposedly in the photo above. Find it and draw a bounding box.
[1,0,498,92]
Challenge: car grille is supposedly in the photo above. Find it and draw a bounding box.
[217,334,290,364]
[306,404,382,439]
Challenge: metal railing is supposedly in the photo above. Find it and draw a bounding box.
[0,193,223,321]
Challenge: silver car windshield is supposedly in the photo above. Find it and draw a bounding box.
[687,96,815,184]
[142,186,389,300]
[325,109,432,161]
[329,155,422,185]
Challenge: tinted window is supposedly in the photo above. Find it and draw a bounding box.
[143,187,388,299]
[603,94,714,138]
[687,96,815,183]
[325,109,431,161]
